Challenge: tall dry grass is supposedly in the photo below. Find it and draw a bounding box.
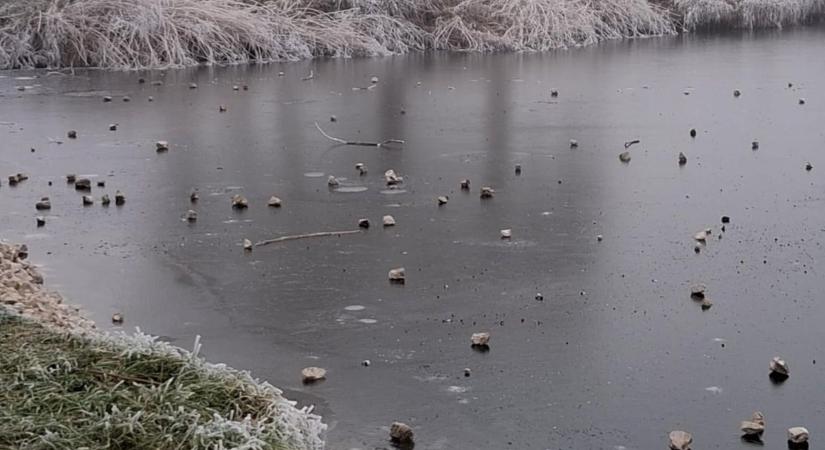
[0,0,822,70]
[669,0,825,29]
[432,0,675,51]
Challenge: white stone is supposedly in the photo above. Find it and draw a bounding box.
[388,267,405,283]
[243,239,253,251]
[471,332,490,346]
[232,195,248,209]
[668,430,692,450]
[500,229,512,239]
[384,170,402,185]
[268,196,282,207]
[382,215,396,227]
[301,367,326,383]
[741,411,765,436]
[788,427,809,444]
[156,141,169,151]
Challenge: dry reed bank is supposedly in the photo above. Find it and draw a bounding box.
[0,0,823,69]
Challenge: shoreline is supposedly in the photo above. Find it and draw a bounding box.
[0,241,326,449]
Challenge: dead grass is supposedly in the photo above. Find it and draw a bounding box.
[0,0,822,69]
[669,0,825,29]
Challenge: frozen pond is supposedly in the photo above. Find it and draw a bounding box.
[2,27,825,449]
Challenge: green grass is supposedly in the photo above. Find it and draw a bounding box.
[0,313,324,450]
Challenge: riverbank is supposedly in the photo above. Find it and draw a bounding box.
[0,242,325,450]
[0,0,822,70]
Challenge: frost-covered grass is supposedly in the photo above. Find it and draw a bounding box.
[0,313,325,450]
[0,0,822,69]
[669,0,825,29]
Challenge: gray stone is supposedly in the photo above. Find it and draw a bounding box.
[390,422,414,444]
[619,151,631,163]
[267,196,282,207]
[75,178,91,191]
[115,190,125,205]
[770,356,789,376]
[35,198,51,210]
[690,284,706,299]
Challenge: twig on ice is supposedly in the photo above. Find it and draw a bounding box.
[624,139,640,149]
[314,122,404,147]
[255,230,362,247]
